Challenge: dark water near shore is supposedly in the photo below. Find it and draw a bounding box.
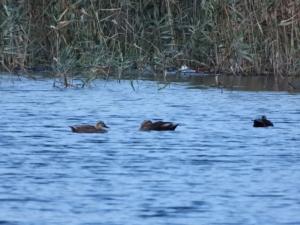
[0,75,300,225]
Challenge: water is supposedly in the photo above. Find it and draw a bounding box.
[1,75,300,225]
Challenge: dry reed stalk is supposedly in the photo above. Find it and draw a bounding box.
[0,0,299,79]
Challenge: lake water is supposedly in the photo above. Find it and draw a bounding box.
[0,74,300,225]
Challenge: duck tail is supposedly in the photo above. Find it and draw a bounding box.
[69,126,76,132]
[173,124,179,130]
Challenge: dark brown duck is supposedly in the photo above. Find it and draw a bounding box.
[70,121,109,133]
[139,120,179,131]
[253,116,273,127]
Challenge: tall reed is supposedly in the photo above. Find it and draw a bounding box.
[0,0,299,77]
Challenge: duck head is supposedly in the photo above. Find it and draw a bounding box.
[96,121,109,129]
[140,120,153,131]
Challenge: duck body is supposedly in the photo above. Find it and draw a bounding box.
[70,121,109,133]
[253,116,273,127]
[140,120,179,131]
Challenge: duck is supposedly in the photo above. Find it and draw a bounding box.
[70,121,109,133]
[139,120,179,131]
[253,116,273,127]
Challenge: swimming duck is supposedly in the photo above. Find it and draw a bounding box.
[139,120,179,131]
[70,121,109,133]
[253,116,273,127]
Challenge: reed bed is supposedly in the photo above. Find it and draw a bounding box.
[1,0,299,82]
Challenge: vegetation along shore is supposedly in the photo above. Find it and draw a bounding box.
[1,0,299,85]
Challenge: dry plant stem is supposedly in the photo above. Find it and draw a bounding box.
[0,0,299,78]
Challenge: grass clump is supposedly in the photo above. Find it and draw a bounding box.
[0,0,299,80]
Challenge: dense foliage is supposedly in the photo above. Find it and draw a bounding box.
[1,0,299,77]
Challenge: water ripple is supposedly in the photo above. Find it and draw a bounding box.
[0,77,300,225]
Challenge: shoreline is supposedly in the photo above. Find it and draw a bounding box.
[1,70,300,93]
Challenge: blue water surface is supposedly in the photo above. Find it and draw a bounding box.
[0,75,300,225]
